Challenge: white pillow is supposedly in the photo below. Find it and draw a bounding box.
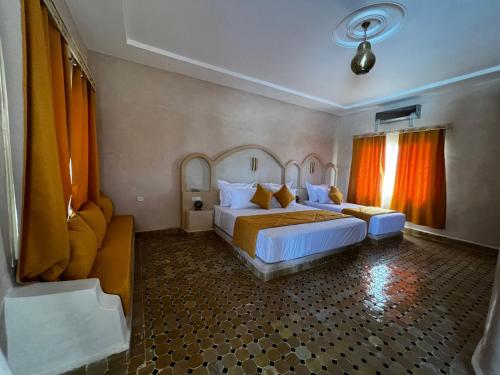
[217,180,254,207]
[229,187,259,209]
[305,182,316,202]
[315,185,332,204]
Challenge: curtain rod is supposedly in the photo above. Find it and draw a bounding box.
[353,123,453,139]
[42,0,96,89]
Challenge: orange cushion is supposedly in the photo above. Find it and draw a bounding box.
[78,201,107,249]
[61,215,98,280]
[99,193,114,224]
[274,185,295,208]
[251,184,273,209]
[329,186,343,205]
[89,215,134,315]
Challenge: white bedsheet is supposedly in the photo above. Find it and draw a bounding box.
[214,203,366,264]
[304,201,406,236]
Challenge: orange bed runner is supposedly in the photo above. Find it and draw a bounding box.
[233,210,350,258]
[341,206,395,224]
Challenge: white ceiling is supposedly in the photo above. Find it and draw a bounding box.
[66,0,500,115]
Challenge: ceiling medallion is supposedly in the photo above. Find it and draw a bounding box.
[332,2,407,48]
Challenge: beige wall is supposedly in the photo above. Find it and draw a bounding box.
[334,79,500,248]
[89,51,338,232]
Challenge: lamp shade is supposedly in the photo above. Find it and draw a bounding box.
[351,41,376,75]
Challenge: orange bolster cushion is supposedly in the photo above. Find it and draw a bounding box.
[99,192,114,224]
[251,184,273,209]
[61,215,98,280]
[89,215,134,315]
[274,185,295,208]
[78,201,107,249]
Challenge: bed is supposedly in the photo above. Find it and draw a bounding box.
[214,203,367,280]
[180,145,368,281]
[304,201,406,240]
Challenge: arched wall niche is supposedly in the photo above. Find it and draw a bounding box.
[324,163,338,187]
[285,161,301,189]
[300,153,324,188]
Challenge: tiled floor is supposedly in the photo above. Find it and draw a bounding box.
[67,231,497,375]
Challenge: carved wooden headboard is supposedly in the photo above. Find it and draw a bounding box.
[180,145,337,228]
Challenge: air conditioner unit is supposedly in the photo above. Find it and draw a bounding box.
[375,104,422,131]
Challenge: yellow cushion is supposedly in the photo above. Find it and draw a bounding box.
[251,184,273,209]
[99,192,114,224]
[61,215,98,280]
[89,215,134,315]
[274,185,295,208]
[329,186,343,205]
[78,201,107,249]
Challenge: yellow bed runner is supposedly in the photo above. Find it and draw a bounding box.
[233,210,350,258]
[341,206,395,223]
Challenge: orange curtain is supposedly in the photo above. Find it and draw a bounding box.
[45,13,71,213]
[19,0,70,281]
[87,88,100,205]
[347,135,386,206]
[390,129,446,229]
[70,66,89,211]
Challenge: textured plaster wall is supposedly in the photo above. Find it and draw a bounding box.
[89,51,338,232]
[334,79,500,248]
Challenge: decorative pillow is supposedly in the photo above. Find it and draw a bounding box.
[78,201,107,249]
[328,186,343,205]
[262,182,297,208]
[61,215,98,280]
[274,185,295,208]
[99,192,114,223]
[230,187,259,209]
[251,184,273,209]
[217,180,254,207]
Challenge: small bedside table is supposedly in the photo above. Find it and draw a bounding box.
[184,209,214,233]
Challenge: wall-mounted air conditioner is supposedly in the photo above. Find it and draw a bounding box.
[375,104,422,131]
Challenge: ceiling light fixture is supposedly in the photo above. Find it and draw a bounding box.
[350,21,376,75]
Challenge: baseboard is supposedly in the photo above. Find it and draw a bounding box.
[403,227,498,253]
[135,228,181,238]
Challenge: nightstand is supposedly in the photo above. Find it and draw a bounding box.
[184,209,214,233]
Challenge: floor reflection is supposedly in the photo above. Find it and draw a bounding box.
[365,263,392,314]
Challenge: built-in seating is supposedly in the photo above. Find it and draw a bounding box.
[73,193,134,316]
[88,214,134,315]
[4,194,135,375]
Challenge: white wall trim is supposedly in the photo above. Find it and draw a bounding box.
[120,0,500,114]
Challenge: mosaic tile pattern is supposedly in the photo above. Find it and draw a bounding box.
[66,231,497,374]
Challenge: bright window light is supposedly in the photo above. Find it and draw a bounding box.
[381,133,399,209]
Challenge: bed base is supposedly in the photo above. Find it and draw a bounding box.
[214,226,361,281]
[367,231,403,243]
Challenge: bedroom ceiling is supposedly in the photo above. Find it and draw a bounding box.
[65,0,500,114]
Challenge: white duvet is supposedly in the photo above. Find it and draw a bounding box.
[214,203,366,264]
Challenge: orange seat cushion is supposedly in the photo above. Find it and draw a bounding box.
[99,192,114,224]
[88,215,134,315]
[78,201,107,249]
[61,215,98,280]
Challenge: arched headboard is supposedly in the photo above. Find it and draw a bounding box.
[179,145,333,228]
